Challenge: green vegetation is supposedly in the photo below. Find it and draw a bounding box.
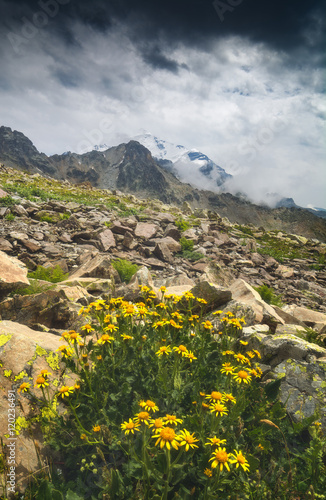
[0,195,17,207]
[254,284,283,307]
[112,259,139,283]
[4,213,15,221]
[180,237,194,252]
[28,265,69,283]
[256,234,310,263]
[8,292,326,499]
[175,217,190,232]
[11,280,55,296]
[178,238,205,261]
[302,327,326,348]
[39,214,55,223]
[234,225,254,237]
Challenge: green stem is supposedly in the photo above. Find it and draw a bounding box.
[163,449,171,500]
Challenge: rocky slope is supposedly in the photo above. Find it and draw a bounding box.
[1,126,326,241]
[1,164,326,493]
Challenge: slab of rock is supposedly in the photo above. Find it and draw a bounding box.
[189,281,232,313]
[134,222,159,239]
[123,231,138,250]
[282,305,326,332]
[272,358,326,426]
[69,255,116,281]
[0,238,13,252]
[229,279,284,327]
[275,324,308,337]
[153,242,173,263]
[0,321,74,492]
[97,228,116,251]
[271,305,306,327]
[0,251,29,298]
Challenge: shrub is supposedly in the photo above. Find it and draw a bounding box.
[182,250,205,261]
[11,280,54,296]
[27,265,69,283]
[180,237,194,252]
[254,284,283,307]
[4,213,15,221]
[14,292,326,499]
[112,259,139,283]
[175,218,190,232]
[0,195,17,207]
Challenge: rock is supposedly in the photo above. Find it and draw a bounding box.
[19,239,42,253]
[189,281,232,312]
[0,238,13,252]
[110,222,132,235]
[12,204,28,216]
[134,222,159,239]
[62,277,114,296]
[243,324,271,335]
[229,279,284,327]
[123,231,138,250]
[275,324,308,337]
[69,255,116,281]
[152,237,181,253]
[153,242,173,263]
[97,228,116,251]
[276,264,295,278]
[271,306,306,327]
[242,332,326,367]
[271,358,326,426]
[282,305,326,333]
[0,290,80,330]
[0,251,29,299]
[164,225,181,241]
[0,321,74,491]
[201,262,235,287]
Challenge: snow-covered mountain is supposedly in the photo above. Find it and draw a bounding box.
[133,133,232,191]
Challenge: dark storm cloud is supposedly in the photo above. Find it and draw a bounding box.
[142,46,183,73]
[1,0,325,54]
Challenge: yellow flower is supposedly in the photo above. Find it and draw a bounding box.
[104,324,118,333]
[140,400,159,412]
[222,350,234,356]
[121,334,133,341]
[134,411,151,425]
[156,302,167,309]
[40,369,51,379]
[240,340,248,345]
[58,386,74,398]
[209,403,228,417]
[159,286,167,292]
[169,320,183,329]
[183,291,195,300]
[205,436,227,447]
[80,434,87,440]
[149,418,165,431]
[34,376,49,389]
[220,363,235,376]
[229,450,250,472]
[121,418,140,435]
[153,426,180,450]
[97,334,115,344]
[57,345,74,358]
[93,425,101,432]
[202,402,210,410]
[123,304,136,317]
[186,351,197,363]
[155,345,172,357]
[173,345,188,357]
[81,324,94,333]
[96,355,103,361]
[246,351,256,358]
[178,429,199,451]
[209,447,230,472]
[171,311,183,320]
[212,310,223,315]
[223,393,237,404]
[253,349,261,359]
[204,468,213,477]
[197,298,207,304]
[233,370,252,384]
[137,306,148,318]
[202,320,213,330]
[206,391,225,403]
[74,382,81,390]
[163,414,183,426]
[234,353,250,365]
[18,382,31,393]
[199,391,206,397]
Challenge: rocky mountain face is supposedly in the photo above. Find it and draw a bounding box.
[1,126,326,242]
[0,165,326,492]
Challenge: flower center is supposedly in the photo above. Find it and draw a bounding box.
[160,427,175,441]
[166,414,176,421]
[126,422,135,429]
[238,370,248,379]
[146,400,155,407]
[215,450,228,463]
[211,391,222,400]
[178,345,187,352]
[214,404,224,412]
[237,454,245,464]
[138,412,150,420]
[36,376,45,384]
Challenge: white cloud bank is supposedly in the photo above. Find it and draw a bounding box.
[0,22,325,207]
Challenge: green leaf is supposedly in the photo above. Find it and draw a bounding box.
[35,480,54,500]
[264,378,282,400]
[65,490,85,500]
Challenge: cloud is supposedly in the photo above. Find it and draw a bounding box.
[0,1,324,208]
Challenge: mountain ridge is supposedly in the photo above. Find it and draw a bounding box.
[1,125,326,241]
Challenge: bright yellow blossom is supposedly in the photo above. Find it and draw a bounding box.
[58,386,74,398]
[163,414,183,426]
[18,382,31,393]
[134,411,151,425]
[233,370,252,384]
[93,425,101,432]
[206,391,225,403]
[209,403,228,417]
[209,447,230,472]
[121,419,140,435]
[155,345,172,357]
[179,429,199,451]
[153,427,180,450]
[173,345,188,356]
[202,321,213,330]
[97,334,114,344]
[230,450,250,472]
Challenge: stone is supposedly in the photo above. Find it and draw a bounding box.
[134,222,159,239]
[282,305,326,332]
[122,231,138,250]
[189,281,232,312]
[229,279,284,327]
[164,225,181,241]
[152,237,181,253]
[0,238,13,252]
[276,265,295,278]
[97,228,116,251]
[0,321,75,491]
[110,222,133,235]
[69,255,116,281]
[19,239,42,253]
[153,242,173,263]
[275,324,308,337]
[0,251,29,298]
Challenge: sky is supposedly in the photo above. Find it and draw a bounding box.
[0,0,325,208]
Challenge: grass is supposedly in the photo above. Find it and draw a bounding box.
[254,284,283,307]
[27,265,69,283]
[112,259,139,283]
[6,290,326,499]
